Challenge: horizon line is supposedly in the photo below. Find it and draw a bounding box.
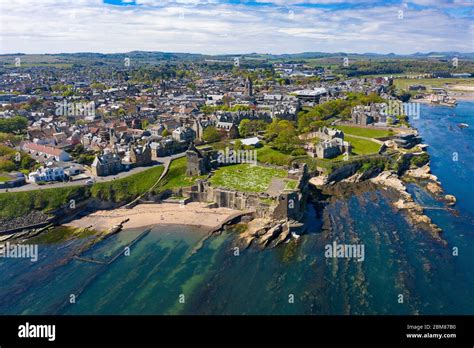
[1,50,473,57]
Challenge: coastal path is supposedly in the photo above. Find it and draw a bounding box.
[124,152,185,208]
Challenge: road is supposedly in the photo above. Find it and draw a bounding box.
[0,152,186,193]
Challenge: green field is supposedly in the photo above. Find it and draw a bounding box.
[4,63,74,68]
[209,164,288,193]
[90,165,164,202]
[154,157,206,192]
[345,135,381,155]
[284,179,298,190]
[256,146,293,166]
[0,174,12,182]
[0,185,88,219]
[336,125,393,138]
[393,78,474,91]
[0,165,164,219]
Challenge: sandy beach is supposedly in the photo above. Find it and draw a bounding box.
[415,93,474,105]
[448,92,474,101]
[65,202,242,231]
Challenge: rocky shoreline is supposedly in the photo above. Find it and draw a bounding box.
[370,170,446,243]
[234,218,293,250]
[0,210,52,234]
[404,165,457,206]
[309,158,456,245]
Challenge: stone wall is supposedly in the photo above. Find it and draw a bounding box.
[181,163,309,221]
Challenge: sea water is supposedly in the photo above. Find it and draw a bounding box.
[0,102,472,315]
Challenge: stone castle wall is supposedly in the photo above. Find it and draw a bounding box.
[181,163,308,221]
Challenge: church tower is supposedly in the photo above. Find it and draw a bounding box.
[245,77,253,97]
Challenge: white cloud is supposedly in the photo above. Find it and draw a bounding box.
[0,0,471,54]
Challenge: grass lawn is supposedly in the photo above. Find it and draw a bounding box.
[0,174,12,182]
[209,164,287,192]
[393,78,474,91]
[0,185,89,219]
[284,179,298,190]
[0,165,165,219]
[345,135,381,155]
[335,125,393,138]
[256,146,293,166]
[91,165,164,202]
[4,62,74,68]
[155,157,206,192]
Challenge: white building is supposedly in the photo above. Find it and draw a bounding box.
[28,167,65,183]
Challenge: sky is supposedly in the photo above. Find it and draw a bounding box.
[0,0,473,55]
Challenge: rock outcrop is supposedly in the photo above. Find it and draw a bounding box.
[0,210,52,234]
[371,171,444,242]
[444,194,456,206]
[405,164,439,182]
[426,182,444,195]
[405,164,457,207]
[327,163,360,183]
[236,218,292,249]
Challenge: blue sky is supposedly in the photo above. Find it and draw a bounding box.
[0,0,472,54]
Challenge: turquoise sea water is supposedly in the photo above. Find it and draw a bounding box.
[0,102,472,315]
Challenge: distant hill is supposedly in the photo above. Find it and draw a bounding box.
[0,51,473,67]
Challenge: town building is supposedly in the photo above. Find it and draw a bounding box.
[128,143,152,166]
[314,138,351,159]
[22,142,71,162]
[216,121,239,139]
[28,166,65,183]
[91,149,123,176]
[351,103,387,126]
[303,127,351,159]
[172,126,196,143]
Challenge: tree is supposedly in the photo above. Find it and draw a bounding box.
[202,126,222,143]
[0,116,28,133]
[265,119,301,154]
[91,82,106,90]
[234,140,243,151]
[77,154,96,165]
[398,92,411,103]
[72,144,85,155]
[162,129,170,137]
[19,155,36,171]
[238,119,251,138]
[239,119,267,137]
[0,160,16,172]
[265,119,294,142]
